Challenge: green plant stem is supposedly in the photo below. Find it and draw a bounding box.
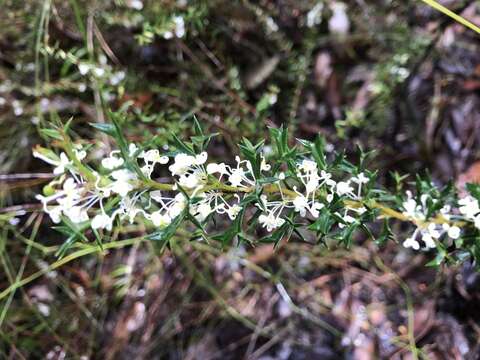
[144,180,458,228]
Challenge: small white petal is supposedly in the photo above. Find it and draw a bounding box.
[78,63,90,75]
[91,213,112,231]
[447,226,461,239]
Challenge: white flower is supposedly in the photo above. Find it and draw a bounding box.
[93,67,105,77]
[128,143,138,157]
[293,194,309,217]
[91,213,112,231]
[427,223,441,239]
[140,149,168,165]
[74,145,87,161]
[206,162,228,175]
[403,236,420,250]
[110,169,137,196]
[356,207,367,215]
[259,212,285,232]
[459,196,480,219]
[344,214,356,223]
[195,152,208,165]
[422,233,436,249]
[78,63,90,75]
[149,190,163,203]
[299,159,317,173]
[228,168,245,187]
[150,211,172,228]
[310,202,324,217]
[401,191,426,221]
[110,71,126,86]
[114,195,146,223]
[168,152,207,182]
[139,149,169,177]
[440,205,452,220]
[169,153,196,176]
[306,2,323,28]
[173,16,185,38]
[338,211,356,228]
[336,181,353,196]
[178,171,205,189]
[226,204,242,220]
[168,194,186,218]
[320,170,336,187]
[49,206,63,223]
[102,152,124,170]
[447,226,461,239]
[402,198,418,218]
[54,153,72,175]
[305,175,320,194]
[56,178,82,209]
[352,173,369,184]
[328,2,350,35]
[64,205,89,223]
[196,202,212,221]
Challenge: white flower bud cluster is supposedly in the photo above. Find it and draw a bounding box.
[35,141,474,253]
[401,191,461,250]
[458,196,480,228]
[34,140,377,237]
[35,149,142,231]
[254,159,370,232]
[34,145,264,232]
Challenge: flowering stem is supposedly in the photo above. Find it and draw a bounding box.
[143,179,431,226]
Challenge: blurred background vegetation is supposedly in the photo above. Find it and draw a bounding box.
[2,0,480,358]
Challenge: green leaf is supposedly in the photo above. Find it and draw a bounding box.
[308,208,334,236]
[191,133,218,151]
[190,115,217,152]
[340,223,359,248]
[426,248,446,267]
[106,110,148,180]
[39,128,63,141]
[298,135,327,170]
[239,138,263,179]
[467,183,480,200]
[212,208,245,245]
[312,135,327,169]
[172,133,195,155]
[89,122,116,137]
[260,221,291,246]
[375,219,393,246]
[193,114,203,136]
[55,235,79,259]
[54,218,90,258]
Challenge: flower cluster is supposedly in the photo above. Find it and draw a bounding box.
[33,144,263,233]
[34,148,142,231]
[458,196,480,228]
[253,159,370,232]
[34,138,376,238]
[401,191,460,250]
[32,124,480,268]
